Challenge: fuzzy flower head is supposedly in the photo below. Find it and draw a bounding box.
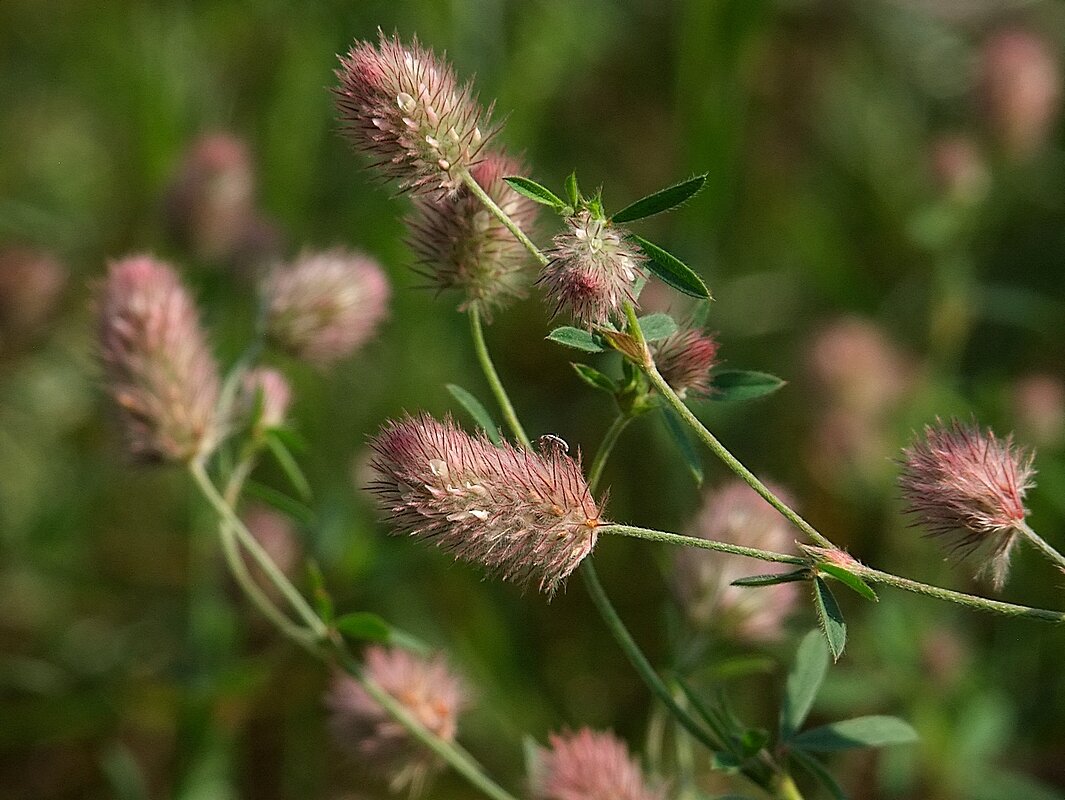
[899,418,1035,589]
[97,256,221,463]
[534,729,664,800]
[369,415,603,595]
[674,481,799,642]
[262,249,389,366]
[652,328,719,398]
[326,646,466,795]
[335,32,493,197]
[539,211,646,327]
[239,367,292,430]
[407,151,540,315]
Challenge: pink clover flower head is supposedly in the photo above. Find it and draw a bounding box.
[674,480,799,642]
[368,414,603,595]
[262,249,390,366]
[239,367,292,430]
[334,31,494,197]
[326,646,466,795]
[899,417,1035,589]
[534,728,664,800]
[539,211,646,326]
[97,255,221,463]
[652,327,719,398]
[407,150,540,315]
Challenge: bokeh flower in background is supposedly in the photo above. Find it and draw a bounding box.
[533,728,664,800]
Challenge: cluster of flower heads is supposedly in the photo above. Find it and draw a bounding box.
[335,31,494,197]
[368,414,604,595]
[899,417,1035,589]
[326,645,466,795]
[407,150,540,315]
[674,480,799,642]
[533,728,664,800]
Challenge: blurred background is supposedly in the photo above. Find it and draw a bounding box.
[3,0,1065,797]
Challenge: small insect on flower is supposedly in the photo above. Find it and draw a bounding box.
[652,327,719,398]
[326,646,466,796]
[334,31,495,197]
[368,414,604,595]
[406,150,540,316]
[899,418,1035,590]
[539,211,646,327]
[262,249,390,366]
[97,255,221,463]
[534,728,664,800]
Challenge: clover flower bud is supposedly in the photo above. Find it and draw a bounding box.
[539,211,646,326]
[335,32,494,197]
[369,414,603,595]
[979,29,1062,158]
[239,367,292,430]
[674,481,799,641]
[262,249,390,366]
[406,151,539,315]
[534,729,664,800]
[899,418,1035,589]
[652,328,719,398]
[326,646,466,795]
[97,256,221,463]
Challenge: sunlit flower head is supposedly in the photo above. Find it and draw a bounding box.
[534,729,664,800]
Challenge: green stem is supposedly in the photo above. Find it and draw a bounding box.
[588,414,633,492]
[461,170,549,267]
[1019,522,1065,573]
[579,561,720,751]
[774,773,806,800]
[469,306,531,448]
[600,524,805,566]
[624,304,833,549]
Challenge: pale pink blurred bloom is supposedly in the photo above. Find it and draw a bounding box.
[326,646,466,795]
[919,626,969,689]
[369,414,603,595]
[979,29,1062,158]
[809,317,911,418]
[334,32,494,197]
[539,212,646,327]
[674,481,799,642]
[239,367,292,430]
[1012,373,1065,447]
[899,418,1035,589]
[97,256,221,463]
[534,728,664,800]
[929,134,989,204]
[0,247,66,347]
[652,328,719,398]
[407,150,539,315]
[241,504,301,592]
[263,249,390,366]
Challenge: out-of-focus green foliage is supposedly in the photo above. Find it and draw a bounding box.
[3,0,1065,797]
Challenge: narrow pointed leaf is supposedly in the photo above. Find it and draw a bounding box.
[709,370,786,402]
[571,363,618,394]
[335,611,392,643]
[503,176,566,209]
[813,577,847,661]
[791,715,918,752]
[546,326,607,352]
[817,563,878,603]
[780,629,830,738]
[790,750,847,800]
[268,425,309,453]
[613,174,708,223]
[630,234,710,298]
[637,313,679,341]
[662,406,703,485]
[264,430,312,501]
[446,384,501,444]
[731,569,809,587]
[564,171,580,207]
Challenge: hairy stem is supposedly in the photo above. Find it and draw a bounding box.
[469,306,530,447]
[600,524,805,566]
[1020,522,1065,573]
[461,169,549,267]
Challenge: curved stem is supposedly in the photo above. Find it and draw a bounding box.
[469,306,531,448]
[600,524,806,566]
[461,170,549,267]
[588,414,633,493]
[1019,522,1065,573]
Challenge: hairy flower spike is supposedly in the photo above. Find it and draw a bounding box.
[335,31,494,196]
[539,211,646,326]
[262,249,389,366]
[899,418,1035,590]
[369,414,603,595]
[406,151,540,315]
[652,327,719,397]
[674,481,799,641]
[534,729,664,800]
[97,256,221,463]
[326,646,466,795]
